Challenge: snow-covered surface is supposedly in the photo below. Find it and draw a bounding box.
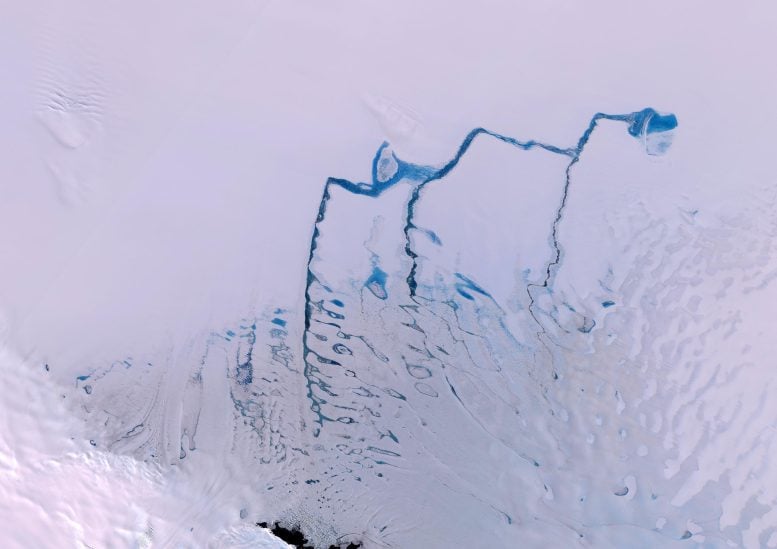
[1,1,776,548]
[0,347,290,549]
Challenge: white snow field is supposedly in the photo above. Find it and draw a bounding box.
[1,2,776,548]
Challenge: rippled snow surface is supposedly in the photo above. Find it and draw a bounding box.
[2,2,776,548]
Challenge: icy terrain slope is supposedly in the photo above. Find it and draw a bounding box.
[0,347,291,549]
[1,1,777,548]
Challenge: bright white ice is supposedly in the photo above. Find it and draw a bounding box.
[1,2,776,548]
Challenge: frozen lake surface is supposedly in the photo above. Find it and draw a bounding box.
[1,2,776,548]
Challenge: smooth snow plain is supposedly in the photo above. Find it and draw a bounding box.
[1,2,777,548]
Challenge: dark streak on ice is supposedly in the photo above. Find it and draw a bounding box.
[256,521,362,549]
